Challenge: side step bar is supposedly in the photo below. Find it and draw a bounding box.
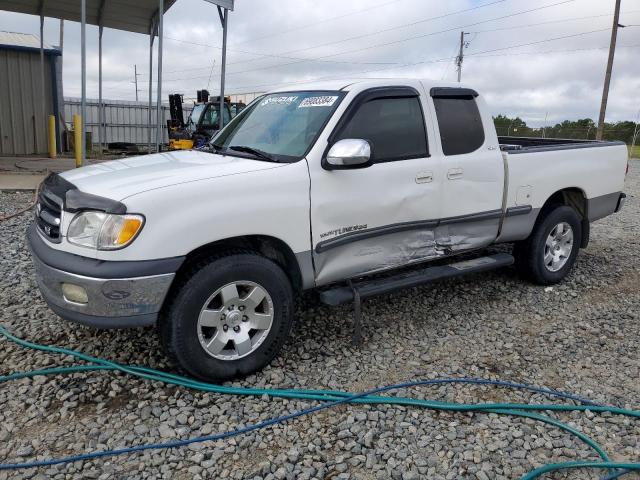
[319,253,514,344]
[320,253,514,306]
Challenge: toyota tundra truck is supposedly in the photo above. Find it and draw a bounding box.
[28,79,628,381]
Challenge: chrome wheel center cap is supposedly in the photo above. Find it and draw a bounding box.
[227,310,242,326]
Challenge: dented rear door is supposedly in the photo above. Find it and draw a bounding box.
[427,86,505,254]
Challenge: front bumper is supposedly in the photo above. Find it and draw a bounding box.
[27,224,183,328]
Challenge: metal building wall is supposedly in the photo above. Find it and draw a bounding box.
[63,98,192,146]
[0,47,55,155]
[228,92,263,104]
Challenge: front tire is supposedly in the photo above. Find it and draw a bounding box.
[159,253,294,381]
[514,205,582,285]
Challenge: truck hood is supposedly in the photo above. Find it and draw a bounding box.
[60,149,283,201]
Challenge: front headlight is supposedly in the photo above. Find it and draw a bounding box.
[67,212,144,250]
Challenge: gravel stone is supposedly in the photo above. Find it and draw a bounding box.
[0,161,639,479]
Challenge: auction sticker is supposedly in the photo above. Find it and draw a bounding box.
[298,96,339,108]
[260,96,298,107]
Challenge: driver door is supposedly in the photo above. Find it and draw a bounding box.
[308,85,443,286]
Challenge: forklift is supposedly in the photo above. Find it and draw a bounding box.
[167,90,242,150]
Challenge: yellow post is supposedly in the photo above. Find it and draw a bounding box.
[48,115,57,159]
[73,114,82,168]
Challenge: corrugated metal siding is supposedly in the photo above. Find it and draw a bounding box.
[63,98,192,146]
[0,47,53,155]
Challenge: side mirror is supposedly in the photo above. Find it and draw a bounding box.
[324,139,372,170]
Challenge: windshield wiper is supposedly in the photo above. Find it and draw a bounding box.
[228,145,279,162]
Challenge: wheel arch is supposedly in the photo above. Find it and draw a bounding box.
[175,234,311,293]
[538,187,589,248]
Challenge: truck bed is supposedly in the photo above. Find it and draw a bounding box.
[498,136,625,153]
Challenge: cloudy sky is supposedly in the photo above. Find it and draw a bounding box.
[1,0,639,126]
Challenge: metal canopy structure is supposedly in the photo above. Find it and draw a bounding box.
[0,0,177,163]
[0,0,177,34]
[0,0,235,164]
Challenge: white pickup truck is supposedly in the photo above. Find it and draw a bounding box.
[28,79,628,380]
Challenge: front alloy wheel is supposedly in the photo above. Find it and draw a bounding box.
[159,253,294,381]
[198,281,274,360]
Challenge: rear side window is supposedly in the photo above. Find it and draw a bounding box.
[433,97,485,155]
[335,96,428,162]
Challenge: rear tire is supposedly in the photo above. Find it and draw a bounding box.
[159,253,294,382]
[514,205,582,285]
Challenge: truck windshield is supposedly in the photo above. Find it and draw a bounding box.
[211,91,344,162]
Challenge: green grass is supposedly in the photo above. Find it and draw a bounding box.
[629,145,640,159]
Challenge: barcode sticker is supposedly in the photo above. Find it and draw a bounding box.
[298,96,339,108]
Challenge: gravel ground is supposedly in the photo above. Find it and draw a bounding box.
[1,161,639,480]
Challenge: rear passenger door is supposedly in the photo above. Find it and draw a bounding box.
[427,87,504,253]
[309,85,443,286]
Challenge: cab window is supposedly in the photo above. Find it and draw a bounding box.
[335,96,428,162]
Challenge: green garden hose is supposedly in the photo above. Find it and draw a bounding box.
[1,325,638,479]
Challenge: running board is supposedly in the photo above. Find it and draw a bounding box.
[319,253,514,306]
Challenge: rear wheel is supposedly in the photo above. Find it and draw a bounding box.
[514,205,582,285]
[159,253,294,381]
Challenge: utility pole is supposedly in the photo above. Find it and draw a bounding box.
[631,108,640,157]
[596,0,622,140]
[456,31,470,83]
[133,64,141,101]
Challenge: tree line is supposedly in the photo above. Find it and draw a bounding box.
[494,115,638,144]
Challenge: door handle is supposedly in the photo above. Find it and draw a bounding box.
[415,171,433,184]
[447,168,464,180]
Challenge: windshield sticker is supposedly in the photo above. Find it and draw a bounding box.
[260,96,298,107]
[298,96,339,108]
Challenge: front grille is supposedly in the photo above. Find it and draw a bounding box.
[35,190,63,242]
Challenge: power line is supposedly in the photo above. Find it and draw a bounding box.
[224,27,616,92]
[220,0,578,76]
[104,39,639,96]
[158,0,507,75]
[230,0,406,47]
[156,0,578,84]
[131,10,638,91]
[225,0,510,67]
[160,36,404,72]
[470,43,640,58]
[469,9,640,33]
[156,7,640,79]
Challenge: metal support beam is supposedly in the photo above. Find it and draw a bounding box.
[98,25,103,158]
[155,0,164,151]
[80,0,86,164]
[148,28,155,153]
[39,12,46,133]
[218,6,228,131]
[97,0,106,157]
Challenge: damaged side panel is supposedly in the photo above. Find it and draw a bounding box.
[435,218,500,253]
[313,218,500,286]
